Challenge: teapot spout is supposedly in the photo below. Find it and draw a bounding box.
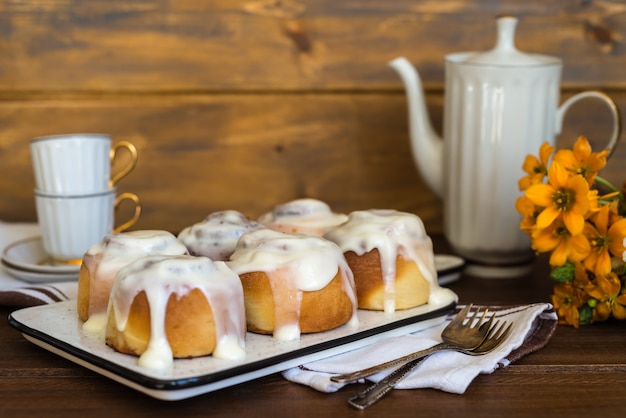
[389,57,443,197]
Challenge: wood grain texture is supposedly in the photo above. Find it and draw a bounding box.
[0,0,625,235]
[1,2,626,416]
[0,0,625,92]
[2,245,626,417]
[0,93,439,232]
[1,90,625,233]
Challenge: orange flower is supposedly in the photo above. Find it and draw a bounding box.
[607,199,626,227]
[551,282,584,327]
[586,189,601,214]
[525,161,592,235]
[516,195,540,234]
[519,142,555,191]
[583,204,626,276]
[586,273,626,321]
[531,220,590,266]
[572,262,592,290]
[554,136,608,185]
[519,136,626,327]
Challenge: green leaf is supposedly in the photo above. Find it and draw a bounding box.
[550,263,575,283]
[579,305,593,326]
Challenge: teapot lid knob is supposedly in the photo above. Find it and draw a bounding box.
[464,16,559,66]
[494,15,518,53]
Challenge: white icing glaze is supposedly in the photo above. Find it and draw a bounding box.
[108,255,246,370]
[227,229,358,340]
[324,209,446,313]
[82,312,107,333]
[81,230,189,324]
[258,198,348,236]
[177,210,264,260]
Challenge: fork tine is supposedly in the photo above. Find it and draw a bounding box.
[470,308,490,329]
[462,305,480,326]
[492,321,513,341]
[484,319,501,337]
[454,304,473,321]
[486,320,511,341]
[477,311,494,331]
[472,320,512,354]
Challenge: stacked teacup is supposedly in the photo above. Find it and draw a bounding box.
[30,134,141,265]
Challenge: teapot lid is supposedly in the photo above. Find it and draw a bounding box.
[462,16,559,66]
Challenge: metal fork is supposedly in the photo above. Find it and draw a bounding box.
[348,318,512,410]
[331,304,494,384]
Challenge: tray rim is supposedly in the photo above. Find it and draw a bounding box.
[8,298,456,400]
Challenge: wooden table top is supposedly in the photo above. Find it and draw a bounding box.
[2,237,626,418]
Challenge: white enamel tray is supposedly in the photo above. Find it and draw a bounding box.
[9,292,457,401]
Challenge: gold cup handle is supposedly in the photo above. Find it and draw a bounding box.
[113,192,142,233]
[109,141,138,187]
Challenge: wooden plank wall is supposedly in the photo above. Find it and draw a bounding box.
[1,0,625,234]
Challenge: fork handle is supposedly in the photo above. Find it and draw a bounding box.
[331,342,453,383]
[348,356,428,410]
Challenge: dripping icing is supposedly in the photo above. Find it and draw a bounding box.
[324,209,445,313]
[108,255,246,370]
[227,229,358,340]
[82,230,188,325]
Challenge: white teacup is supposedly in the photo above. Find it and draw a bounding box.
[34,189,142,264]
[30,134,138,194]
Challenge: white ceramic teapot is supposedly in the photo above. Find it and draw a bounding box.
[389,16,621,277]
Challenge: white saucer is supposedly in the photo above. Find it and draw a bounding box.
[463,262,534,279]
[434,254,465,285]
[1,260,79,283]
[1,236,81,274]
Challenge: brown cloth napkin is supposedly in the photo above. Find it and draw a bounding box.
[0,222,77,307]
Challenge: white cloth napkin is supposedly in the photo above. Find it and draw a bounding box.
[0,221,77,307]
[283,303,557,394]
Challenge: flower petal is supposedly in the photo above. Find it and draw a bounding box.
[569,234,590,261]
[536,206,560,230]
[549,161,570,188]
[573,136,592,161]
[563,211,585,235]
[522,155,541,174]
[608,218,626,257]
[539,142,555,166]
[526,184,554,207]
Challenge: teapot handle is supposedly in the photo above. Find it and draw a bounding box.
[555,91,622,158]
